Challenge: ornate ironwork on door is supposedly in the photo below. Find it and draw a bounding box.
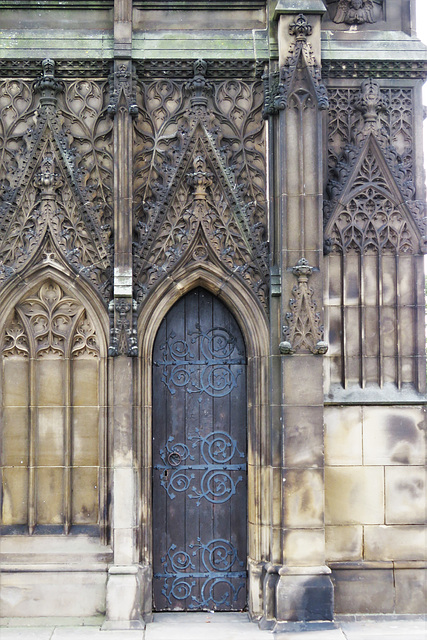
[152,288,247,611]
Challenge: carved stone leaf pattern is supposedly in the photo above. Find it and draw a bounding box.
[0,184,41,272]
[18,280,83,357]
[60,80,113,230]
[2,312,29,358]
[213,80,266,247]
[133,73,268,310]
[72,312,99,357]
[0,79,37,194]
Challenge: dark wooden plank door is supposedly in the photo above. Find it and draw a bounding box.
[152,287,247,611]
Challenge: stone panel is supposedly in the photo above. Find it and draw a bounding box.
[1,407,29,466]
[394,568,427,614]
[385,466,426,524]
[283,406,324,468]
[282,529,326,567]
[364,525,427,561]
[3,358,29,407]
[72,357,99,406]
[332,568,394,614]
[0,570,107,617]
[36,467,64,525]
[325,467,384,525]
[324,406,362,466]
[363,406,426,466]
[325,525,363,562]
[1,467,28,525]
[283,469,324,527]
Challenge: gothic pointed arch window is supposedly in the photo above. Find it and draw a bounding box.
[0,279,106,538]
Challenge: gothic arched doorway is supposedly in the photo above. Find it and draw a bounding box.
[152,287,247,611]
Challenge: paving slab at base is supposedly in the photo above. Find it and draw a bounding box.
[145,612,275,639]
[0,630,54,640]
[340,619,427,639]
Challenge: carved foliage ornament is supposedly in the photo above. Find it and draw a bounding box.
[279,259,327,355]
[108,298,138,357]
[0,59,113,300]
[263,14,328,118]
[133,60,268,311]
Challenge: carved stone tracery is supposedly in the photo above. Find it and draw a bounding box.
[0,60,113,300]
[324,80,424,251]
[133,61,268,311]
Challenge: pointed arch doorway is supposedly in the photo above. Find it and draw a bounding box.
[152,287,247,611]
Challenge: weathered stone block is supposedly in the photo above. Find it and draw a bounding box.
[37,407,65,465]
[282,357,324,406]
[72,466,98,524]
[325,467,384,525]
[103,567,144,629]
[0,570,107,617]
[36,358,64,406]
[385,466,426,524]
[363,406,426,466]
[276,574,334,622]
[284,469,324,527]
[324,406,362,466]
[72,407,99,466]
[325,525,363,562]
[1,406,29,465]
[282,529,326,566]
[36,466,63,524]
[284,406,324,467]
[72,357,99,406]
[364,525,427,561]
[3,358,29,406]
[395,568,427,614]
[1,466,28,525]
[332,568,394,614]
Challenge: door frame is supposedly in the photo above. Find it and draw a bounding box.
[136,262,270,618]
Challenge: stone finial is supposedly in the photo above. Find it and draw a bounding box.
[289,14,313,41]
[34,58,63,106]
[184,59,213,106]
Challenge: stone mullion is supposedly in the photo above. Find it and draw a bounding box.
[28,356,37,535]
[269,0,333,625]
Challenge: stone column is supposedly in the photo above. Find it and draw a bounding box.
[103,0,143,630]
[264,0,333,625]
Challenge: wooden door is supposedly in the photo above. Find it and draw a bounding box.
[152,287,247,611]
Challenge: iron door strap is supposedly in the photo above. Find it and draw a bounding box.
[154,538,246,609]
[155,429,246,504]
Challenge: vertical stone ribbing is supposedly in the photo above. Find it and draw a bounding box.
[265,0,334,625]
[103,0,143,630]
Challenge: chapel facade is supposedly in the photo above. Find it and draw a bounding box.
[0,0,426,628]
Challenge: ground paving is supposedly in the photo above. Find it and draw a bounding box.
[0,613,426,640]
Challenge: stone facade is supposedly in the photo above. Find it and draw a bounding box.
[0,0,426,628]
